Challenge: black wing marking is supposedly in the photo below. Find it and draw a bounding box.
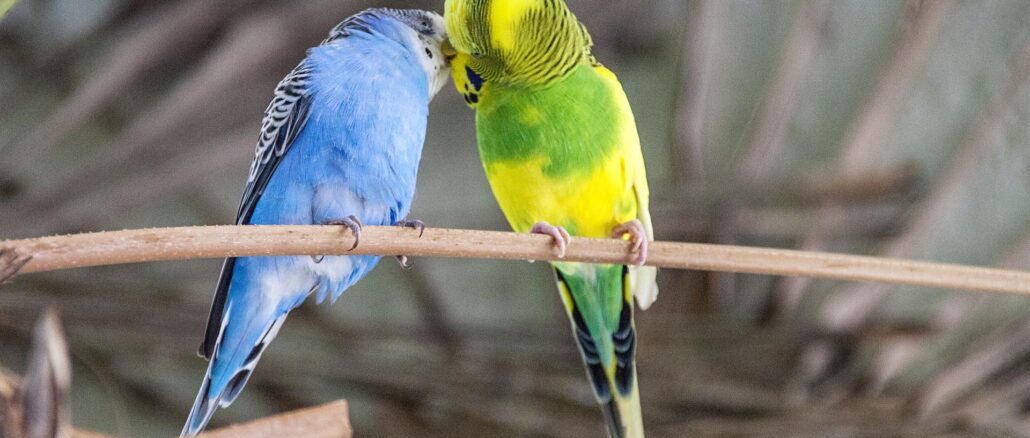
[238,62,313,223]
[199,62,313,359]
[612,266,636,396]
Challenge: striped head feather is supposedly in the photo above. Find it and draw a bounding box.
[445,0,593,87]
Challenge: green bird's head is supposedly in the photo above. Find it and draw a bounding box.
[444,0,594,104]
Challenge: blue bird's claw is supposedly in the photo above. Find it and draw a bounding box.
[396,219,425,238]
[324,215,362,251]
[394,219,425,269]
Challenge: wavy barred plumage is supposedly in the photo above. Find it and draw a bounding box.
[246,63,311,185]
[183,8,450,436]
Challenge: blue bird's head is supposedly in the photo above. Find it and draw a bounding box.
[324,8,452,98]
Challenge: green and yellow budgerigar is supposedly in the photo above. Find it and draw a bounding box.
[444,0,659,436]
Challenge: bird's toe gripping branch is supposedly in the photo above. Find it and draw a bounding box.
[611,220,648,266]
[396,219,425,238]
[531,221,572,259]
[324,215,363,251]
[0,248,31,283]
[395,219,426,269]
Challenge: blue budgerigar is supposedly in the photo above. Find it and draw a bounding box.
[181,8,451,436]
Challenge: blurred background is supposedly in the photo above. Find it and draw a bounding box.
[1,0,1029,436]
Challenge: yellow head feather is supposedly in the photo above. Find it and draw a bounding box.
[444,0,592,87]
[487,0,537,53]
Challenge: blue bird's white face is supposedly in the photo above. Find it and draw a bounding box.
[386,10,452,99]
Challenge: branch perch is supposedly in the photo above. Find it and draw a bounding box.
[0,248,31,283]
[1,226,1027,295]
[198,400,350,438]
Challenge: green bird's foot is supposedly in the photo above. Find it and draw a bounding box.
[612,219,648,266]
[394,219,426,269]
[531,221,571,259]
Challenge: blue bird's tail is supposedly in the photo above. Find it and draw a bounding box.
[181,301,289,436]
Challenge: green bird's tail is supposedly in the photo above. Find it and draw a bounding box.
[554,264,643,438]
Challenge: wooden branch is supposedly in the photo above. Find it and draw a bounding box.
[0,226,1027,296]
[198,400,350,438]
[67,401,351,438]
[0,248,31,283]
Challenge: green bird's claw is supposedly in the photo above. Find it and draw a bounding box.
[612,219,648,266]
[531,221,571,259]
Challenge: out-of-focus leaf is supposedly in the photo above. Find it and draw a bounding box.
[20,308,72,438]
[0,0,17,18]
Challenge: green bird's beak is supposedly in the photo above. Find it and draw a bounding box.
[441,39,458,63]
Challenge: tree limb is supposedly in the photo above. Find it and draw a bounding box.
[0,226,1027,296]
[0,248,30,283]
[198,400,350,438]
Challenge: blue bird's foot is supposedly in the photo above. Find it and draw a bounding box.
[324,215,363,251]
[612,219,648,266]
[394,219,425,269]
[531,221,571,259]
[396,219,425,237]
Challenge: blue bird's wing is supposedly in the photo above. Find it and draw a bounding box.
[199,62,313,360]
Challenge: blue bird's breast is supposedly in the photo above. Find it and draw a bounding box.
[251,37,431,228]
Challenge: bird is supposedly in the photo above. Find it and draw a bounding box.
[181,8,451,436]
[444,0,658,436]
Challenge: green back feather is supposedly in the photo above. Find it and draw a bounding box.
[476,63,620,174]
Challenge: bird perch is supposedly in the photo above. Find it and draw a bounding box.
[196,400,351,438]
[0,225,1027,296]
